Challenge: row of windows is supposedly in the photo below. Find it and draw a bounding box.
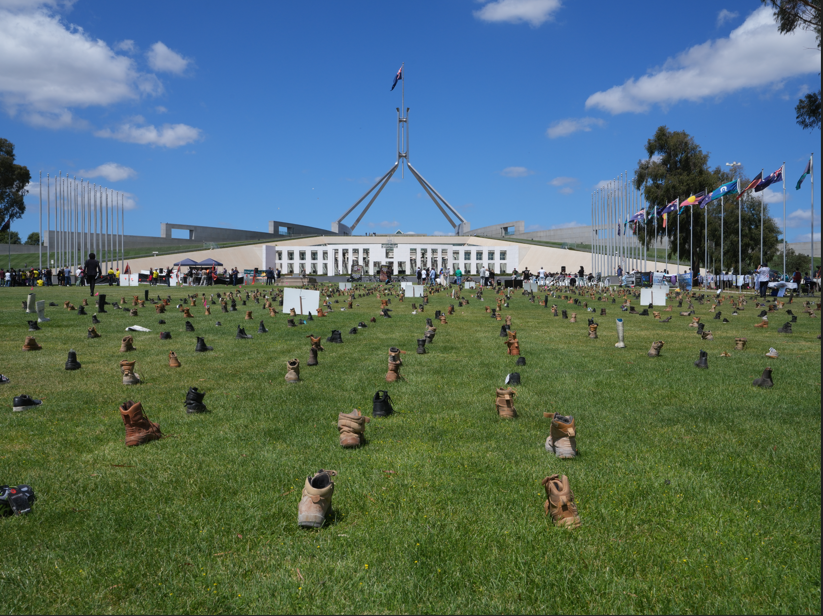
[277,249,508,262]
[283,262,509,276]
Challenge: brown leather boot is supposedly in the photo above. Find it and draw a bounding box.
[734,337,747,351]
[754,319,768,328]
[123,367,141,385]
[495,387,517,418]
[182,308,193,318]
[22,336,42,351]
[542,474,581,528]
[506,337,521,355]
[386,350,403,382]
[155,303,165,313]
[120,335,136,352]
[297,469,336,528]
[653,311,661,319]
[245,311,253,320]
[545,413,577,458]
[338,409,369,447]
[87,326,101,339]
[569,312,577,323]
[120,400,161,447]
[688,316,700,327]
[440,314,448,324]
[169,351,181,368]
[285,359,300,383]
[289,308,297,317]
[307,334,325,352]
[129,308,138,317]
[588,324,598,339]
[648,340,664,357]
[132,296,139,306]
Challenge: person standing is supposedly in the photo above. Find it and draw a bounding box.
[84,252,101,297]
[755,263,771,298]
[455,266,462,286]
[416,266,422,284]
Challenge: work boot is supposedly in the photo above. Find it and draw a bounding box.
[648,340,664,357]
[338,409,369,447]
[424,326,436,344]
[766,347,778,359]
[790,315,797,323]
[381,308,392,318]
[204,306,211,316]
[221,303,229,313]
[702,330,714,340]
[122,366,141,385]
[194,337,213,352]
[588,323,598,339]
[516,356,526,366]
[426,318,433,328]
[777,322,792,334]
[97,294,107,313]
[297,469,337,528]
[600,307,606,316]
[758,310,767,318]
[120,336,136,352]
[734,337,747,351]
[78,305,87,316]
[720,351,731,357]
[12,394,42,412]
[639,309,649,316]
[348,327,358,335]
[185,387,209,413]
[545,413,577,458]
[308,313,314,321]
[160,331,172,340]
[562,310,568,319]
[688,316,700,327]
[128,308,139,317]
[27,320,40,331]
[505,372,521,385]
[185,321,195,332]
[327,330,343,343]
[752,367,774,388]
[120,400,161,447]
[372,390,394,417]
[182,308,193,318]
[696,323,705,336]
[236,326,252,339]
[714,311,722,320]
[386,350,403,382]
[169,351,181,368]
[258,321,268,334]
[36,300,50,323]
[754,318,768,328]
[570,312,577,323]
[245,311,253,320]
[506,337,521,355]
[287,319,296,327]
[499,325,508,337]
[694,350,708,369]
[285,359,300,382]
[416,338,427,354]
[156,303,166,314]
[542,474,581,528]
[65,349,81,370]
[615,318,626,348]
[653,311,661,320]
[87,326,101,339]
[307,347,319,366]
[495,387,517,418]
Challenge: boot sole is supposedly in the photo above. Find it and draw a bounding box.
[13,404,41,412]
[298,514,326,528]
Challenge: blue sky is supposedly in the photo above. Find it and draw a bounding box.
[1,0,820,242]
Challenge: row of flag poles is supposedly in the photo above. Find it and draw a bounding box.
[590,154,815,279]
[30,171,127,277]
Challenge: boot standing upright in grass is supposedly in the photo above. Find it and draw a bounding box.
[120,400,161,446]
[615,318,626,348]
[544,413,577,458]
[285,359,300,383]
[298,469,337,528]
[542,474,581,528]
[386,347,403,382]
[495,387,517,418]
[338,409,369,447]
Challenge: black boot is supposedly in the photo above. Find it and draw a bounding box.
[64,349,81,370]
[777,322,792,334]
[236,326,252,339]
[160,331,172,340]
[77,305,87,315]
[500,325,508,337]
[426,318,433,327]
[195,337,213,352]
[27,320,40,331]
[562,310,568,319]
[307,347,318,366]
[417,338,427,354]
[790,315,797,323]
[185,387,209,413]
[372,390,394,417]
[287,319,296,327]
[307,313,314,321]
[327,330,343,343]
[258,321,268,334]
[92,314,100,324]
[696,323,705,336]
[349,327,358,335]
[752,367,773,388]
[185,321,195,332]
[435,310,441,319]
[515,356,526,366]
[358,321,367,328]
[221,303,228,313]
[506,372,521,385]
[694,350,708,369]
[97,294,107,313]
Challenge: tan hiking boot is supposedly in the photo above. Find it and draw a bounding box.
[386,356,403,382]
[688,316,700,327]
[169,351,181,368]
[495,387,517,418]
[269,308,277,317]
[754,319,768,328]
[285,359,300,383]
[298,469,337,528]
[289,308,297,317]
[653,311,661,319]
[307,335,325,351]
[588,324,598,339]
[506,337,521,355]
[720,351,731,357]
[155,303,166,313]
[440,314,448,324]
[569,312,577,323]
[701,330,713,340]
[338,409,369,448]
[129,308,138,317]
[648,340,664,357]
[132,296,139,306]
[735,337,747,351]
[120,335,136,352]
[542,474,581,528]
[545,413,577,458]
[88,326,101,339]
[182,308,193,318]
[120,400,161,447]
[204,305,211,316]
[245,311,253,320]
[122,368,141,385]
[22,336,42,351]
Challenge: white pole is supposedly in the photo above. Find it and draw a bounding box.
[38,171,42,270]
[811,154,815,281]
[46,173,50,275]
[782,163,786,278]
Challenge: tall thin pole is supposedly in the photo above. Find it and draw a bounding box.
[105,188,110,275]
[810,154,815,280]
[760,168,764,265]
[782,163,786,278]
[705,188,708,287]
[677,198,680,275]
[739,182,743,280]
[74,176,78,269]
[721,195,724,277]
[46,173,50,273]
[38,171,42,270]
[654,202,658,272]
[690,196,693,277]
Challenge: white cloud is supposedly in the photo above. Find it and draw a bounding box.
[793,232,821,242]
[114,39,136,53]
[500,166,534,178]
[546,117,605,138]
[0,2,163,127]
[755,186,787,205]
[146,41,191,75]
[94,118,202,148]
[785,208,820,228]
[78,162,136,182]
[594,180,611,190]
[716,9,739,27]
[155,105,168,113]
[549,176,579,194]
[473,0,561,26]
[585,7,820,114]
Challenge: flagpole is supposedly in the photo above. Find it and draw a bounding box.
[38,171,42,270]
[46,173,50,276]
[810,153,814,282]
[654,201,657,273]
[690,195,693,279]
[720,195,724,282]
[704,188,708,288]
[760,168,764,266]
[677,198,680,276]
[782,163,786,280]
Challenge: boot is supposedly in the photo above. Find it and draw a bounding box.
[297,469,336,528]
[714,311,721,320]
[120,336,136,352]
[766,347,778,359]
[545,413,577,458]
[516,356,526,366]
[495,387,517,418]
[613,318,626,348]
[285,359,300,383]
[752,367,774,388]
[128,308,138,317]
[185,387,209,413]
[588,324,598,339]
[790,315,797,323]
[570,312,577,323]
[562,310,568,319]
[506,372,521,385]
[307,347,319,366]
[506,337,521,356]
[416,338,427,354]
[372,390,394,417]
[694,350,708,369]
[349,327,358,335]
[77,305,87,316]
[386,351,403,382]
[258,321,268,334]
[777,322,792,334]
[169,351,181,368]
[327,330,343,344]
[87,326,101,339]
[648,340,664,357]
[542,474,581,528]
[639,309,649,316]
[688,316,700,327]
[97,294,107,313]
[696,323,705,336]
[754,319,768,328]
[702,330,714,340]
[36,300,50,323]
[499,325,508,338]
[440,314,448,324]
[64,349,81,370]
[25,293,37,314]
[338,409,369,447]
[159,331,172,340]
[185,321,195,332]
[287,318,296,327]
[221,303,229,313]
[204,306,211,316]
[194,337,213,352]
[236,326,252,339]
[734,337,747,351]
[245,311,253,320]
[120,400,161,447]
[122,367,141,385]
[653,311,661,320]
[600,308,606,316]
[27,320,40,331]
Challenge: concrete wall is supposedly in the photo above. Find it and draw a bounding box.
[779,241,821,257]
[468,220,525,238]
[268,220,336,237]
[161,223,276,242]
[44,231,203,251]
[474,222,669,249]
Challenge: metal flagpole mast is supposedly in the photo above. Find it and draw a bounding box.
[690,194,693,277]
[782,163,786,278]
[590,193,593,274]
[74,176,78,269]
[760,168,764,265]
[810,154,814,280]
[705,187,708,287]
[739,183,742,280]
[120,192,125,275]
[677,197,680,275]
[654,201,658,272]
[721,195,724,278]
[38,171,42,269]
[46,173,50,273]
[93,184,97,260]
[56,172,60,270]
[105,188,109,275]
[114,190,118,277]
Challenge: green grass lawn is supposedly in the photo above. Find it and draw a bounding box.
[0,283,820,614]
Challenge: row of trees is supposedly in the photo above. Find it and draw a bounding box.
[0,231,40,245]
[633,126,782,273]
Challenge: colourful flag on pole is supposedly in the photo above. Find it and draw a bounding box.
[124,263,131,274]
[708,180,739,203]
[660,199,678,215]
[737,171,763,200]
[796,157,812,190]
[754,166,782,192]
[391,65,403,91]
[697,193,711,209]
[678,191,705,214]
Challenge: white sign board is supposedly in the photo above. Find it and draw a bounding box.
[640,285,669,306]
[338,282,352,291]
[523,282,539,292]
[402,283,424,297]
[401,282,413,295]
[464,281,476,289]
[119,275,132,287]
[282,288,320,316]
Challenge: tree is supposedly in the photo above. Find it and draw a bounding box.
[25,232,40,246]
[0,231,22,244]
[763,0,821,131]
[0,138,31,227]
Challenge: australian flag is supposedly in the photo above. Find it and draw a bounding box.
[391,65,403,91]
[754,166,783,192]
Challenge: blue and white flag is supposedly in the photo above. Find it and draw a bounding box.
[754,166,783,192]
[708,180,739,203]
